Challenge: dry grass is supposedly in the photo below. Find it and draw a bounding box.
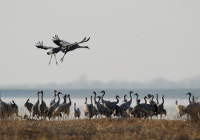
[0,118,200,140]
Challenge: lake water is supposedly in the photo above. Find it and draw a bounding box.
[0,89,199,119]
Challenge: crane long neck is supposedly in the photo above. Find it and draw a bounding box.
[135,94,138,103]
[189,94,192,104]
[63,96,66,104]
[129,92,132,102]
[41,92,43,101]
[68,96,71,105]
[94,92,97,104]
[25,99,29,104]
[91,96,93,104]
[151,95,154,101]
[98,97,101,103]
[85,98,87,104]
[124,95,126,101]
[57,94,60,104]
[37,93,40,102]
[144,97,147,104]
[162,96,164,104]
[116,96,119,104]
[101,92,105,102]
[156,94,159,104]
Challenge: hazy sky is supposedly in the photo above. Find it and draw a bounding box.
[0,0,200,86]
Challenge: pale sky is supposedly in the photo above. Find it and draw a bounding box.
[0,0,200,86]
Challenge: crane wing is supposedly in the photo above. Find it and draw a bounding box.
[35,41,54,50]
[52,35,70,47]
[63,37,90,47]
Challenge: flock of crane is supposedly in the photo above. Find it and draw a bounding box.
[0,90,200,121]
[84,90,166,119]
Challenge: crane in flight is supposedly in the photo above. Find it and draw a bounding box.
[52,35,90,62]
[35,35,90,65]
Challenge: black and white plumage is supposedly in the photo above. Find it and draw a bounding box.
[0,95,9,119]
[156,95,166,119]
[119,91,133,113]
[39,91,48,118]
[131,95,158,119]
[47,92,62,120]
[52,35,90,62]
[73,103,81,119]
[62,94,72,119]
[134,93,140,105]
[35,35,90,65]
[83,97,93,119]
[24,99,33,117]
[52,94,67,119]
[146,94,156,105]
[100,90,110,106]
[50,90,57,106]
[93,92,112,118]
[185,92,192,104]
[123,94,128,103]
[32,92,40,119]
[52,35,71,47]
[7,100,19,119]
[175,100,186,117]
[90,96,98,118]
[35,41,62,65]
[184,93,200,121]
[100,90,120,113]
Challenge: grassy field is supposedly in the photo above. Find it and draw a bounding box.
[0,118,200,140]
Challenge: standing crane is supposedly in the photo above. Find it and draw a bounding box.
[24,99,33,118]
[52,94,67,120]
[0,95,8,119]
[7,100,19,119]
[100,90,120,112]
[63,94,72,119]
[156,95,166,119]
[73,103,81,119]
[47,92,62,120]
[39,91,48,119]
[31,91,40,119]
[175,100,186,117]
[119,91,133,115]
[131,95,158,119]
[185,93,200,121]
[83,97,93,119]
[93,92,112,118]
[50,90,57,106]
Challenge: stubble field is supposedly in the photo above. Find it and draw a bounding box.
[0,118,200,140]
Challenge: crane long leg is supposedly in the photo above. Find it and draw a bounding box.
[49,55,53,65]
[60,52,67,63]
[54,54,58,65]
